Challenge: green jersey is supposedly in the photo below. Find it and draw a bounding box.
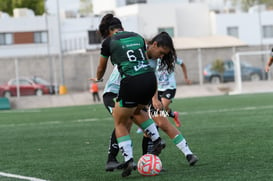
[101,31,153,78]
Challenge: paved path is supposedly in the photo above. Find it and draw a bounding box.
[7,81,273,109]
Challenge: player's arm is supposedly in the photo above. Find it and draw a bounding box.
[96,56,108,80]
[180,63,192,85]
[265,56,273,72]
[89,55,108,82]
[90,38,110,82]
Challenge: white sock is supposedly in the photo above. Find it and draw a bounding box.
[117,136,133,162]
[173,134,193,156]
[140,119,160,141]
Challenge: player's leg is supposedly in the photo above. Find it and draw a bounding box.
[103,92,123,171]
[95,92,100,102]
[133,108,166,156]
[92,93,96,102]
[117,72,165,177]
[160,89,181,127]
[113,103,137,177]
[153,116,198,166]
[105,129,120,171]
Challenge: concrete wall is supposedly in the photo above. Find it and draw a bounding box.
[1,45,269,94]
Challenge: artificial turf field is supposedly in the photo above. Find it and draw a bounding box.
[0,93,273,181]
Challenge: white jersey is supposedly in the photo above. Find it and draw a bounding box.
[103,65,121,94]
[156,58,183,91]
[103,60,158,94]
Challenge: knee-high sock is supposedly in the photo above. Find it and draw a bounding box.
[172,134,193,156]
[117,135,133,162]
[107,129,119,162]
[142,136,153,155]
[168,109,175,118]
[140,119,160,141]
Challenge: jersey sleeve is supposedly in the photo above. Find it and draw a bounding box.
[176,58,183,65]
[100,37,111,58]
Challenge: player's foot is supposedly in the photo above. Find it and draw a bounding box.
[160,167,167,172]
[105,160,123,172]
[121,158,136,177]
[186,154,198,166]
[173,111,181,127]
[150,138,166,156]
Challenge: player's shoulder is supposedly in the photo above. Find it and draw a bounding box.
[102,37,111,46]
[176,58,183,65]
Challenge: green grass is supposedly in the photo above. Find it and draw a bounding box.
[0,93,273,181]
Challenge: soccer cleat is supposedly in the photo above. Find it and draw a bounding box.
[186,154,198,166]
[160,167,167,172]
[105,160,123,172]
[173,111,181,127]
[150,138,166,156]
[121,158,136,177]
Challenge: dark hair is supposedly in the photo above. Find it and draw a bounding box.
[149,32,176,73]
[98,14,123,39]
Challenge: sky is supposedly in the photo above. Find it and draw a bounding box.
[46,0,80,14]
[46,0,116,15]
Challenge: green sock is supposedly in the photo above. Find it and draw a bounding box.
[140,119,160,141]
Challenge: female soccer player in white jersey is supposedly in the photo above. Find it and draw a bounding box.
[156,57,191,127]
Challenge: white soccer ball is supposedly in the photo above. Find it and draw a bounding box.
[137,154,162,176]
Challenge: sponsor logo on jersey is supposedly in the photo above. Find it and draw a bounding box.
[166,93,171,98]
[124,101,136,105]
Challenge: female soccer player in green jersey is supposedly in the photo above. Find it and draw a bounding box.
[91,14,174,177]
[101,32,198,173]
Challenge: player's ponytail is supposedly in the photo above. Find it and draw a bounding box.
[98,14,123,39]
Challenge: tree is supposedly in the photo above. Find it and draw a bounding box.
[0,0,45,16]
[231,0,273,12]
[79,0,93,17]
[0,0,13,15]
[211,59,225,83]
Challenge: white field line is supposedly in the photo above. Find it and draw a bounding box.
[0,117,112,128]
[0,105,272,127]
[180,105,273,115]
[0,172,47,181]
[0,110,42,114]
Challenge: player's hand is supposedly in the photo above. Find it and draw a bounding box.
[265,65,270,72]
[184,78,192,85]
[152,98,163,110]
[88,78,103,82]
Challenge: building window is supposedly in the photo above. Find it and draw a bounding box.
[227,26,239,38]
[0,33,13,45]
[34,31,48,43]
[158,27,174,37]
[126,0,147,5]
[88,30,101,44]
[262,25,273,38]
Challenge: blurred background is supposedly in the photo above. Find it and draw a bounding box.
[0,0,273,100]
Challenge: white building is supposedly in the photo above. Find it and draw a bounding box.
[92,0,234,14]
[211,8,273,45]
[0,9,101,58]
[1,1,273,58]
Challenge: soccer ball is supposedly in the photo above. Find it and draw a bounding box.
[137,154,162,176]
